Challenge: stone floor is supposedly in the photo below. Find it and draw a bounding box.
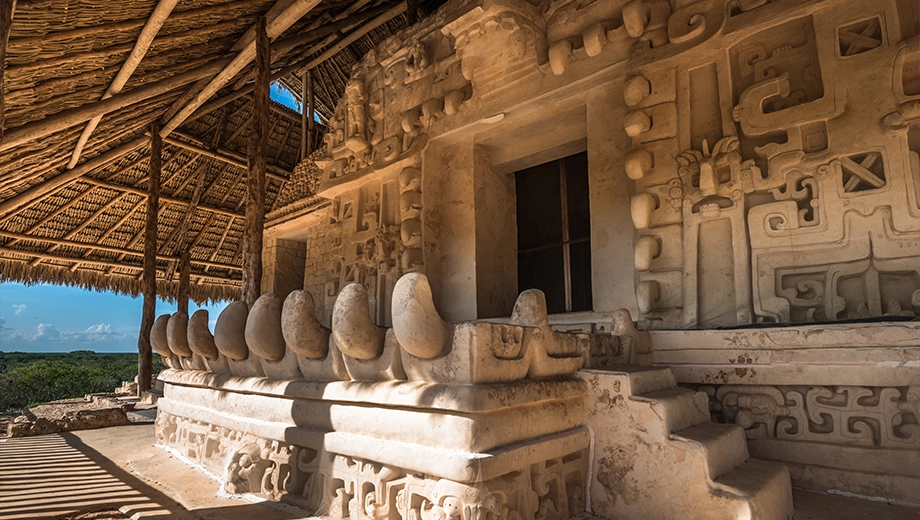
[0,422,916,520]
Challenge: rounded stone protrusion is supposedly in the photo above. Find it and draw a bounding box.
[630,192,657,229]
[444,89,465,116]
[549,39,574,76]
[623,0,650,38]
[624,110,652,137]
[166,312,192,358]
[625,148,653,180]
[332,284,386,360]
[399,167,422,192]
[624,75,651,107]
[150,314,173,358]
[282,290,329,360]
[214,301,250,361]
[401,219,423,247]
[400,191,423,219]
[636,281,660,314]
[392,273,451,359]
[511,289,550,328]
[583,23,608,58]
[401,248,424,272]
[188,310,218,360]
[634,235,660,271]
[245,293,286,362]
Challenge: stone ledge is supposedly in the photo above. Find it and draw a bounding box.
[158,368,587,411]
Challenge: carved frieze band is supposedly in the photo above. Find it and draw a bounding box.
[693,384,920,449]
[156,411,588,520]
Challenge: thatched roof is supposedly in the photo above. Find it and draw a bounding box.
[0,0,444,303]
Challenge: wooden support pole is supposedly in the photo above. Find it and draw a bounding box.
[138,123,161,397]
[241,16,269,307]
[307,70,315,157]
[0,0,14,143]
[407,0,418,24]
[301,69,308,160]
[178,252,190,314]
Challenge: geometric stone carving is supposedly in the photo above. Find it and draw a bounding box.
[837,16,884,57]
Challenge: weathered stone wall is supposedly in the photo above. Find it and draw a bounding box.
[258,0,920,504]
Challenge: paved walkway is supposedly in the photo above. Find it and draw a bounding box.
[0,424,299,520]
[1,423,917,519]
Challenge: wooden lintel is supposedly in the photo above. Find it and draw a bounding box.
[161,132,290,181]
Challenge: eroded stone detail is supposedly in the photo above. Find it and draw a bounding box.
[156,411,588,519]
[699,384,920,448]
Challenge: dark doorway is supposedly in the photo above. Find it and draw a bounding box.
[515,151,592,314]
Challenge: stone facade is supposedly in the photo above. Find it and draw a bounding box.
[182,0,919,515]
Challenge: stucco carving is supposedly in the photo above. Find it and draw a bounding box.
[701,384,920,449]
[157,411,587,520]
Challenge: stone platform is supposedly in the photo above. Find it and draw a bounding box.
[0,424,917,520]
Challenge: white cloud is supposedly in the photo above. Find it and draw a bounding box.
[34,323,61,341]
[84,323,112,334]
[13,304,26,315]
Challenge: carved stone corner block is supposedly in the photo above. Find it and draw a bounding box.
[401,322,532,384]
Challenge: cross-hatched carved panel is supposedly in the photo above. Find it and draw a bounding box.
[841,152,885,193]
[837,16,884,57]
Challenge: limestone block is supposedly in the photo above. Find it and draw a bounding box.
[402,322,532,384]
[150,314,172,358]
[625,147,653,180]
[296,335,350,381]
[214,301,249,361]
[624,75,652,107]
[226,353,265,378]
[332,283,386,361]
[203,353,231,374]
[246,293,286,362]
[187,310,218,360]
[166,312,192,358]
[391,273,451,359]
[281,290,330,360]
[630,192,657,229]
[510,289,585,379]
[341,329,406,382]
[624,109,652,137]
[260,345,304,380]
[634,235,660,271]
[637,280,660,314]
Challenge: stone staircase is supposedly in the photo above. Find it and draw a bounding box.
[579,365,794,520]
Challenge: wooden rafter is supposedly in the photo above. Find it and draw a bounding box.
[160,0,323,137]
[0,0,14,142]
[161,132,290,181]
[67,0,180,168]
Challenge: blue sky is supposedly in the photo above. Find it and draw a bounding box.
[0,83,299,354]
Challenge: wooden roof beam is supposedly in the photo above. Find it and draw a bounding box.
[67,0,180,168]
[7,0,257,48]
[0,0,15,143]
[0,57,233,154]
[160,132,290,181]
[188,1,405,124]
[79,176,244,219]
[0,249,243,287]
[160,0,324,137]
[0,136,148,218]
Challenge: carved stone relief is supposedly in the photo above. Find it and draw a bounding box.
[695,384,920,450]
[621,0,920,327]
[158,411,588,520]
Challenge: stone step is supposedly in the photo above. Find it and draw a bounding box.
[671,421,750,480]
[633,387,710,432]
[582,364,676,396]
[715,458,795,520]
